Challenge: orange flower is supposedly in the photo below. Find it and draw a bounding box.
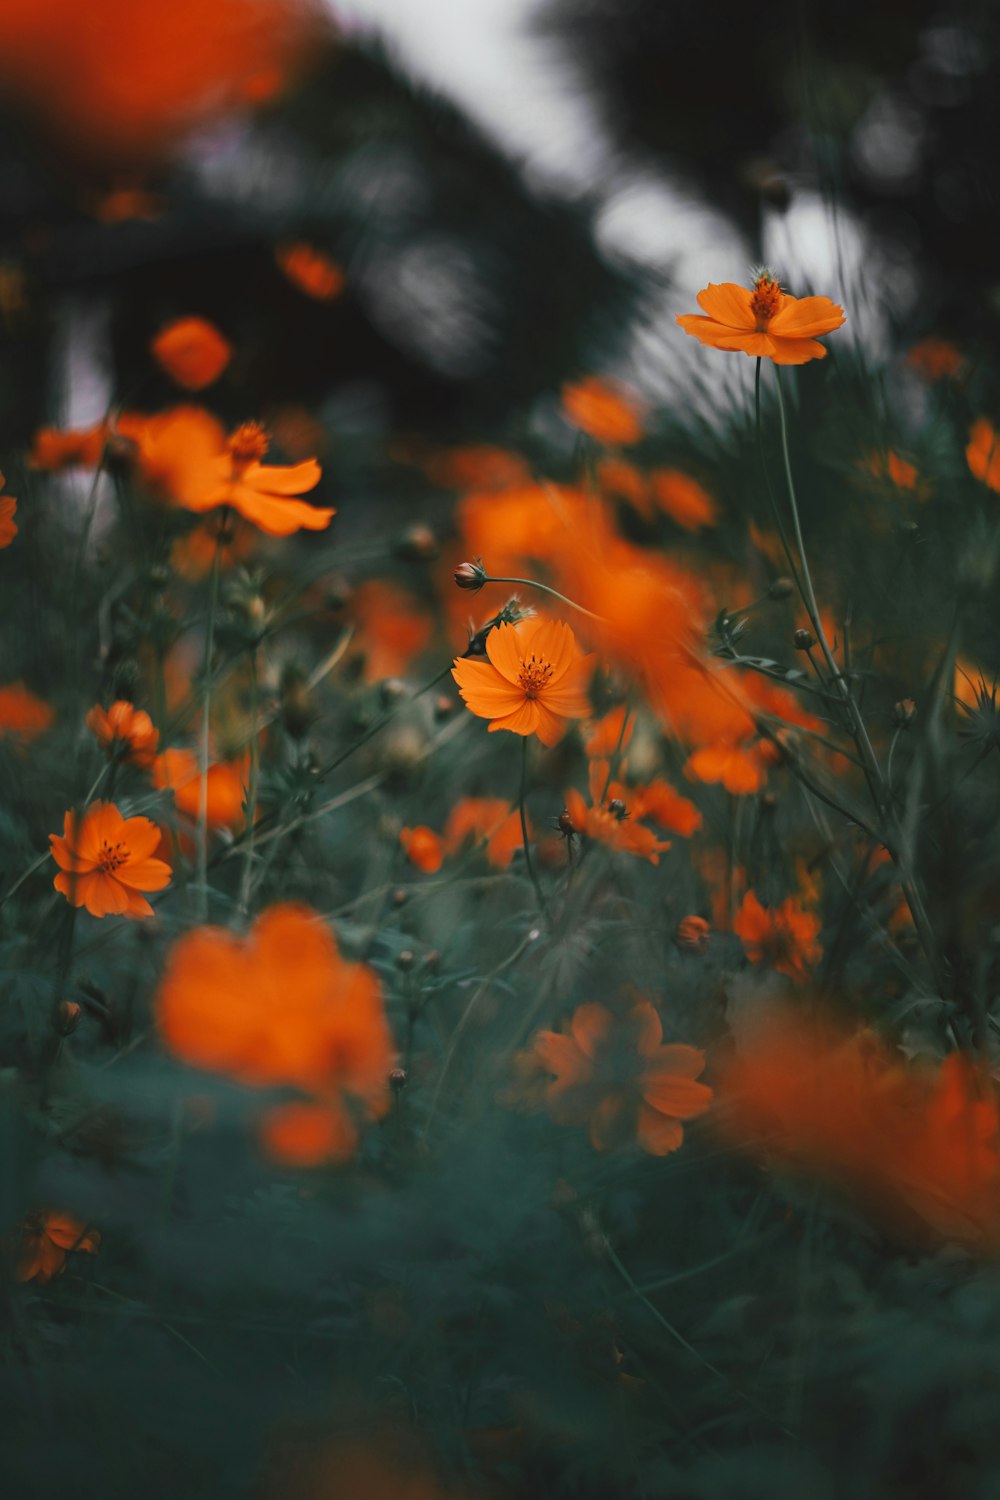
[153,748,247,831]
[156,904,394,1160]
[400,826,444,874]
[522,998,712,1155]
[564,762,670,864]
[647,469,718,530]
[86,700,159,769]
[583,704,635,760]
[15,1210,100,1284]
[561,376,644,445]
[860,450,921,492]
[0,682,54,743]
[718,1009,1000,1250]
[685,739,768,794]
[150,316,232,390]
[29,422,108,470]
[452,617,593,747]
[443,798,527,869]
[596,456,647,508]
[733,890,821,979]
[676,272,845,364]
[617,776,702,837]
[50,801,171,918]
[675,915,711,953]
[0,475,16,549]
[967,419,1000,492]
[276,242,345,301]
[906,337,963,381]
[350,580,433,683]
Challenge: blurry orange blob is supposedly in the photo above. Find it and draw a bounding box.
[276,243,345,301]
[350,580,433,683]
[647,469,718,530]
[584,704,635,760]
[596,456,647,508]
[615,776,702,837]
[265,1436,476,1500]
[564,762,670,865]
[733,890,821,980]
[259,1100,356,1168]
[153,748,248,832]
[15,1211,100,1284]
[400,826,444,874]
[906,337,963,381]
[718,1009,1000,1250]
[0,682,54,743]
[156,904,394,1161]
[443,798,527,869]
[29,422,108,471]
[860,450,921,492]
[151,317,232,391]
[518,997,712,1155]
[0,475,17,549]
[170,518,257,581]
[86,700,159,769]
[967,419,1000,492]
[684,739,767,795]
[456,483,591,581]
[0,0,327,161]
[49,801,171,918]
[561,376,644,446]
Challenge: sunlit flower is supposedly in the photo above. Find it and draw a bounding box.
[452,617,593,747]
[0,682,54,743]
[443,798,527,869]
[400,826,444,874]
[151,315,232,390]
[86,700,159,769]
[733,890,821,979]
[520,997,712,1155]
[50,801,171,918]
[676,272,845,364]
[156,904,394,1161]
[276,242,345,301]
[967,419,1000,492]
[14,1210,100,1284]
[561,376,644,445]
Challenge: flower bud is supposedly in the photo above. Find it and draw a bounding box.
[768,576,794,600]
[389,1067,408,1093]
[794,628,815,650]
[894,698,917,727]
[674,915,710,954]
[56,1000,81,1035]
[396,523,437,561]
[396,950,415,972]
[454,558,488,592]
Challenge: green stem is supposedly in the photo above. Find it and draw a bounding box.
[483,576,603,622]
[519,737,548,919]
[196,530,224,920]
[238,647,260,918]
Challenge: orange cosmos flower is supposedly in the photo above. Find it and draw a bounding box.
[967,419,1000,492]
[86,700,159,769]
[443,798,527,869]
[152,748,247,831]
[561,376,644,446]
[647,469,718,530]
[564,762,670,864]
[156,904,394,1161]
[421,442,531,491]
[50,801,171,918]
[676,272,845,364]
[400,826,444,874]
[150,316,232,390]
[859,450,922,494]
[0,682,54,743]
[685,738,769,795]
[611,775,702,837]
[596,456,647,508]
[521,997,712,1155]
[452,617,593,747]
[14,1210,100,1284]
[29,422,108,470]
[0,475,16,549]
[276,242,345,301]
[733,890,822,980]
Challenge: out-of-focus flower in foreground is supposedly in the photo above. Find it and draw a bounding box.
[452,617,593,747]
[150,316,232,390]
[676,272,845,364]
[14,1210,100,1284]
[156,904,395,1164]
[518,997,712,1155]
[86,700,159,769]
[49,801,171,918]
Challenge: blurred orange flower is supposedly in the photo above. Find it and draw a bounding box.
[452,617,593,747]
[151,316,232,390]
[564,762,670,864]
[596,456,647,508]
[719,1010,1000,1250]
[647,469,718,530]
[29,422,108,470]
[860,450,921,492]
[967,419,1000,492]
[50,801,171,918]
[561,376,644,446]
[15,1211,100,1284]
[906,337,963,381]
[685,738,768,795]
[153,748,247,831]
[521,998,712,1155]
[0,682,54,743]
[677,273,845,364]
[614,775,702,837]
[584,704,635,760]
[86,700,159,769]
[733,890,821,979]
[0,475,17,549]
[400,826,444,874]
[350,580,433,683]
[276,243,345,301]
[156,904,394,1161]
[443,798,527,869]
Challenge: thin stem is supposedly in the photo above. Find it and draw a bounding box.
[238,647,260,918]
[482,576,603,622]
[196,530,224,920]
[519,736,548,919]
[754,358,806,602]
[599,697,633,804]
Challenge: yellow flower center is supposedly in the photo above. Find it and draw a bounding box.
[97,840,129,874]
[228,421,270,471]
[518,652,556,700]
[750,274,782,330]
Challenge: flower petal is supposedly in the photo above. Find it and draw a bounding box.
[484,622,527,685]
[766,337,829,366]
[636,1103,685,1156]
[229,487,335,536]
[694,283,755,329]
[769,295,845,338]
[240,459,322,496]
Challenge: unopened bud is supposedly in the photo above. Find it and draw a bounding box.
[768,576,794,600]
[674,916,710,954]
[454,558,488,592]
[433,694,454,721]
[389,1067,408,1093]
[396,523,437,560]
[56,1000,81,1034]
[894,698,917,727]
[793,628,815,650]
[396,950,415,972]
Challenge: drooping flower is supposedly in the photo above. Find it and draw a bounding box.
[276,242,345,301]
[0,682,54,743]
[150,316,232,390]
[733,890,822,980]
[49,801,171,918]
[451,617,593,747]
[156,904,395,1162]
[967,419,1000,493]
[561,376,644,446]
[520,997,712,1155]
[676,272,845,364]
[14,1210,100,1284]
[86,700,159,769]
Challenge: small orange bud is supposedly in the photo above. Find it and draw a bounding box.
[56,1000,81,1034]
[675,915,711,954]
